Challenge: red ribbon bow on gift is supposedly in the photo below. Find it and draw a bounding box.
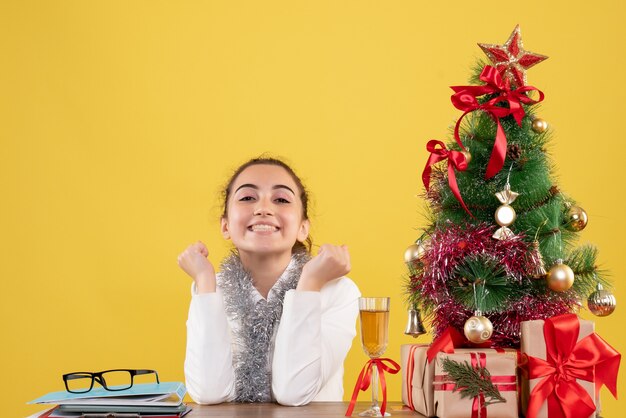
[345,358,401,417]
[450,65,544,179]
[422,139,472,217]
[526,314,621,418]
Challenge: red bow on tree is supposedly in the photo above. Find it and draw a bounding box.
[526,314,621,418]
[422,140,472,217]
[450,65,544,179]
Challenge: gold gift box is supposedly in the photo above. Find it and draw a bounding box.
[520,318,597,418]
[401,344,518,417]
[433,351,518,418]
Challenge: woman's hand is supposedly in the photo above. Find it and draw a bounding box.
[297,244,351,292]
[178,241,217,293]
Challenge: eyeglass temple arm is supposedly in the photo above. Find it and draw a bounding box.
[135,369,160,383]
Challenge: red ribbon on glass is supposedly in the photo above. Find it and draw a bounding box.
[526,314,621,418]
[345,358,401,417]
[426,327,494,363]
[450,65,544,179]
[433,352,517,418]
[422,139,472,217]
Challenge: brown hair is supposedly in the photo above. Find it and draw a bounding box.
[221,156,313,254]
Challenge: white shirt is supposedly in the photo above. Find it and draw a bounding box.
[184,267,361,406]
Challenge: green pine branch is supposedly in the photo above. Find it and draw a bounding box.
[566,244,611,296]
[441,357,506,407]
[469,59,490,84]
[451,255,526,313]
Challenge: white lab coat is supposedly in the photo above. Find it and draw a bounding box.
[184,265,360,406]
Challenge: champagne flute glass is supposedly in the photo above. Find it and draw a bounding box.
[358,297,390,417]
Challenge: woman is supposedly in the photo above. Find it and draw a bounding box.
[178,157,360,405]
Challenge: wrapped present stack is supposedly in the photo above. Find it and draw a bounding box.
[402,26,621,418]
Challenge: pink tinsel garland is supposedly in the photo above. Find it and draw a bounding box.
[412,222,575,347]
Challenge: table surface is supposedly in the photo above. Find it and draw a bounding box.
[186,402,424,417]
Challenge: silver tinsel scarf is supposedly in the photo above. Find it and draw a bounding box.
[217,250,310,402]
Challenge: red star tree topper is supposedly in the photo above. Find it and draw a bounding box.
[478,25,548,88]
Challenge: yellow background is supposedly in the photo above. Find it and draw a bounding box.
[2,1,624,416]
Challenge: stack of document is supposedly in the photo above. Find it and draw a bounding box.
[28,382,191,417]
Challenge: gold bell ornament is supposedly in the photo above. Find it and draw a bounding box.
[463,310,493,344]
[493,183,519,240]
[529,240,547,279]
[587,283,616,317]
[404,303,427,337]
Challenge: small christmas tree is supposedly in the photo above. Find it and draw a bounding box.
[404,25,616,347]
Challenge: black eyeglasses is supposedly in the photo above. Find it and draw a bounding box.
[63,369,160,393]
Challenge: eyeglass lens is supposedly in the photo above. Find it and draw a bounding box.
[65,373,94,393]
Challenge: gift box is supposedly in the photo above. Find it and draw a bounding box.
[401,344,519,417]
[401,344,434,416]
[520,314,620,418]
[433,351,518,418]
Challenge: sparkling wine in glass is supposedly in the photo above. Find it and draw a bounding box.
[358,297,390,417]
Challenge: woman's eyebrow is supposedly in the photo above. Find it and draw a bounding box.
[234,183,295,195]
[273,184,295,195]
[235,183,258,193]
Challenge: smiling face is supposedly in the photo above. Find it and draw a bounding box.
[221,164,310,256]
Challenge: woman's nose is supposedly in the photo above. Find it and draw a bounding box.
[253,198,274,216]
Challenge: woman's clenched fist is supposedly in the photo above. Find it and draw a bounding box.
[297,244,351,292]
[177,241,217,293]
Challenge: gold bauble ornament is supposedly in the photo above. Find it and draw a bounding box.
[532,118,548,133]
[463,311,493,344]
[461,150,472,165]
[546,259,575,292]
[587,283,616,317]
[565,205,588,232]
[404,241,427,263]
